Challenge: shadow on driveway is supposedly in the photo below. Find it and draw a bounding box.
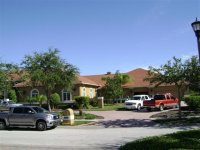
[95,119,156,128]
[94,119,199,130]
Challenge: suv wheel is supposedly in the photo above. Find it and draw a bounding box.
[137,104,141,111]
[37,121,47,131]
[0,120,6,130]
[159,104,164,111]
[147,107,151,111]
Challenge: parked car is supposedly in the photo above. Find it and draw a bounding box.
[0,100,23,108]
[0,106,60,131]
[143,93,179,111]
[124,95,151,110]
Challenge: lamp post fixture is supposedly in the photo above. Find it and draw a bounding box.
[191,18,200,64]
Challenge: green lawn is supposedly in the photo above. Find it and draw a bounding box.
[85,103,124,111]
[119,129,200,150]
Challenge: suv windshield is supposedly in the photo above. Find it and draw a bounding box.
[132,96,141,100]
[32,107,49,113]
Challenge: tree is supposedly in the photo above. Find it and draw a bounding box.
[185,56,200,94]
[0,62,18,100]
[102,70,130,103]
[145,57,188,118]
[50,93,60,109]
[21,49,79,111]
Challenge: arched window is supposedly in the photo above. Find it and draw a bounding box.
[89,88,93,98]
[82,87,86,96]
[31,89,39,98]
[62,89,71,101]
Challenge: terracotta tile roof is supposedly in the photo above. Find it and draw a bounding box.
[75,76,100,87]
[14,75,100,88]
[82,73,114,87]
[13,68,157,88]
[123,68,151,88]
[83,68,152,88]
[14,80,31,88]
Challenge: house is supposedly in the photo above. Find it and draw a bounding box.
[13,68,180,102]
[14,75,100,103]
[83,68,180,98]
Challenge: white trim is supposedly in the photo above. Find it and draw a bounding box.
[30,89,39,98]
[62,89,71,101]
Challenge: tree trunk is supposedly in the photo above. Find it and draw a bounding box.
[79,105,83,116]
[177,86,182,119]
[47,99,51,112]
[79,109,83,116]
[46,89,51,112]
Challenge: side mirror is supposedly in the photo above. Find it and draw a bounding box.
[28,110,35,114]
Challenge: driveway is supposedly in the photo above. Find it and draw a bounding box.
[85,109,163,127]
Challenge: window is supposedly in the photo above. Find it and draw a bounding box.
[32,107,48,113]
[13,107,23,113]
[82,87,86,96]
[62,89,71,101]
[167,95,170,99]
[31,89,39,98]
[24,108,34,114]
[154,95,165,100]
[89,88,93,98]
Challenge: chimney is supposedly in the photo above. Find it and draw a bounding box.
[106,72,111,75]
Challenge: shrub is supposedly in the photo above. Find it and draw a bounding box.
[35,95,47,107]
[184,96,200,110]
[50,93,61,109]
[89,98,98,107]
[8,89,17,102]
[75,96,89,115]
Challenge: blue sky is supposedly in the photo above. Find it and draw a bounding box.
[0,0,200,75]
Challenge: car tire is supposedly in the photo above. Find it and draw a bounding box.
[37,121,47,131]
[137,104,141,111]
[159,104,164,111]
[0,120,6,130]
[147,107,151,111]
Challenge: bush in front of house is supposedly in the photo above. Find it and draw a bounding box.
[75,96,90,116]
[8,89,17,102]
[50,93,61,109]
[184,96,200,110]
[89,98,98,107]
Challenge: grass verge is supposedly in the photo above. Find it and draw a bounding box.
[119,129,200,150]
[73,120,94,126]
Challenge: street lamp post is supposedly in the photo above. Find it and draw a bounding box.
[191,18,200,64]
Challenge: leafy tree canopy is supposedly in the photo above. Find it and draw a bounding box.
[21,48,79,111]
[102,70,131,101]
[0,62,18,98]
[145,56,200,118]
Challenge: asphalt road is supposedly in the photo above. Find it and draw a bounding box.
[0,125,198,150]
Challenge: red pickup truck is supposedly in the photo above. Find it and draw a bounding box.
[143,93,179,111]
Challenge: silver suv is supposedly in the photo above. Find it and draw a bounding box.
[0,106,60,131]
